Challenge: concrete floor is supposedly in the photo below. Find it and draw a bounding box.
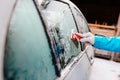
[89,58,120,80]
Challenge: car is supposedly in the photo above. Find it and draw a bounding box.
[0,0,94,80]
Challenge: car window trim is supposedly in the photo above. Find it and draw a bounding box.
[33,0,61,77]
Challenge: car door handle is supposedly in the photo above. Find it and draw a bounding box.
[90,56,94,64]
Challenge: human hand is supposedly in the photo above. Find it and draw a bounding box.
[75,32,94,44]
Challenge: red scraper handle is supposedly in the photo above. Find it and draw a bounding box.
[71,34,76,40]
[71,33,83,40]
[75,33,83,39]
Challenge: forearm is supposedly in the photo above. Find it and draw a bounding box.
[93,36,120,52]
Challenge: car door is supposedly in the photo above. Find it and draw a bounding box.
[37,0,94,80]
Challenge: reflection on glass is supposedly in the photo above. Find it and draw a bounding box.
[74,7,89,33]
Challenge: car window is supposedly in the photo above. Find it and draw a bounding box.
[4,0,56,80]
[73,7,89,33]
[40,1,82,68]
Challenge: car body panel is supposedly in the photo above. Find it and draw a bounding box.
[63,53,90,80]
[0,0,16,80]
